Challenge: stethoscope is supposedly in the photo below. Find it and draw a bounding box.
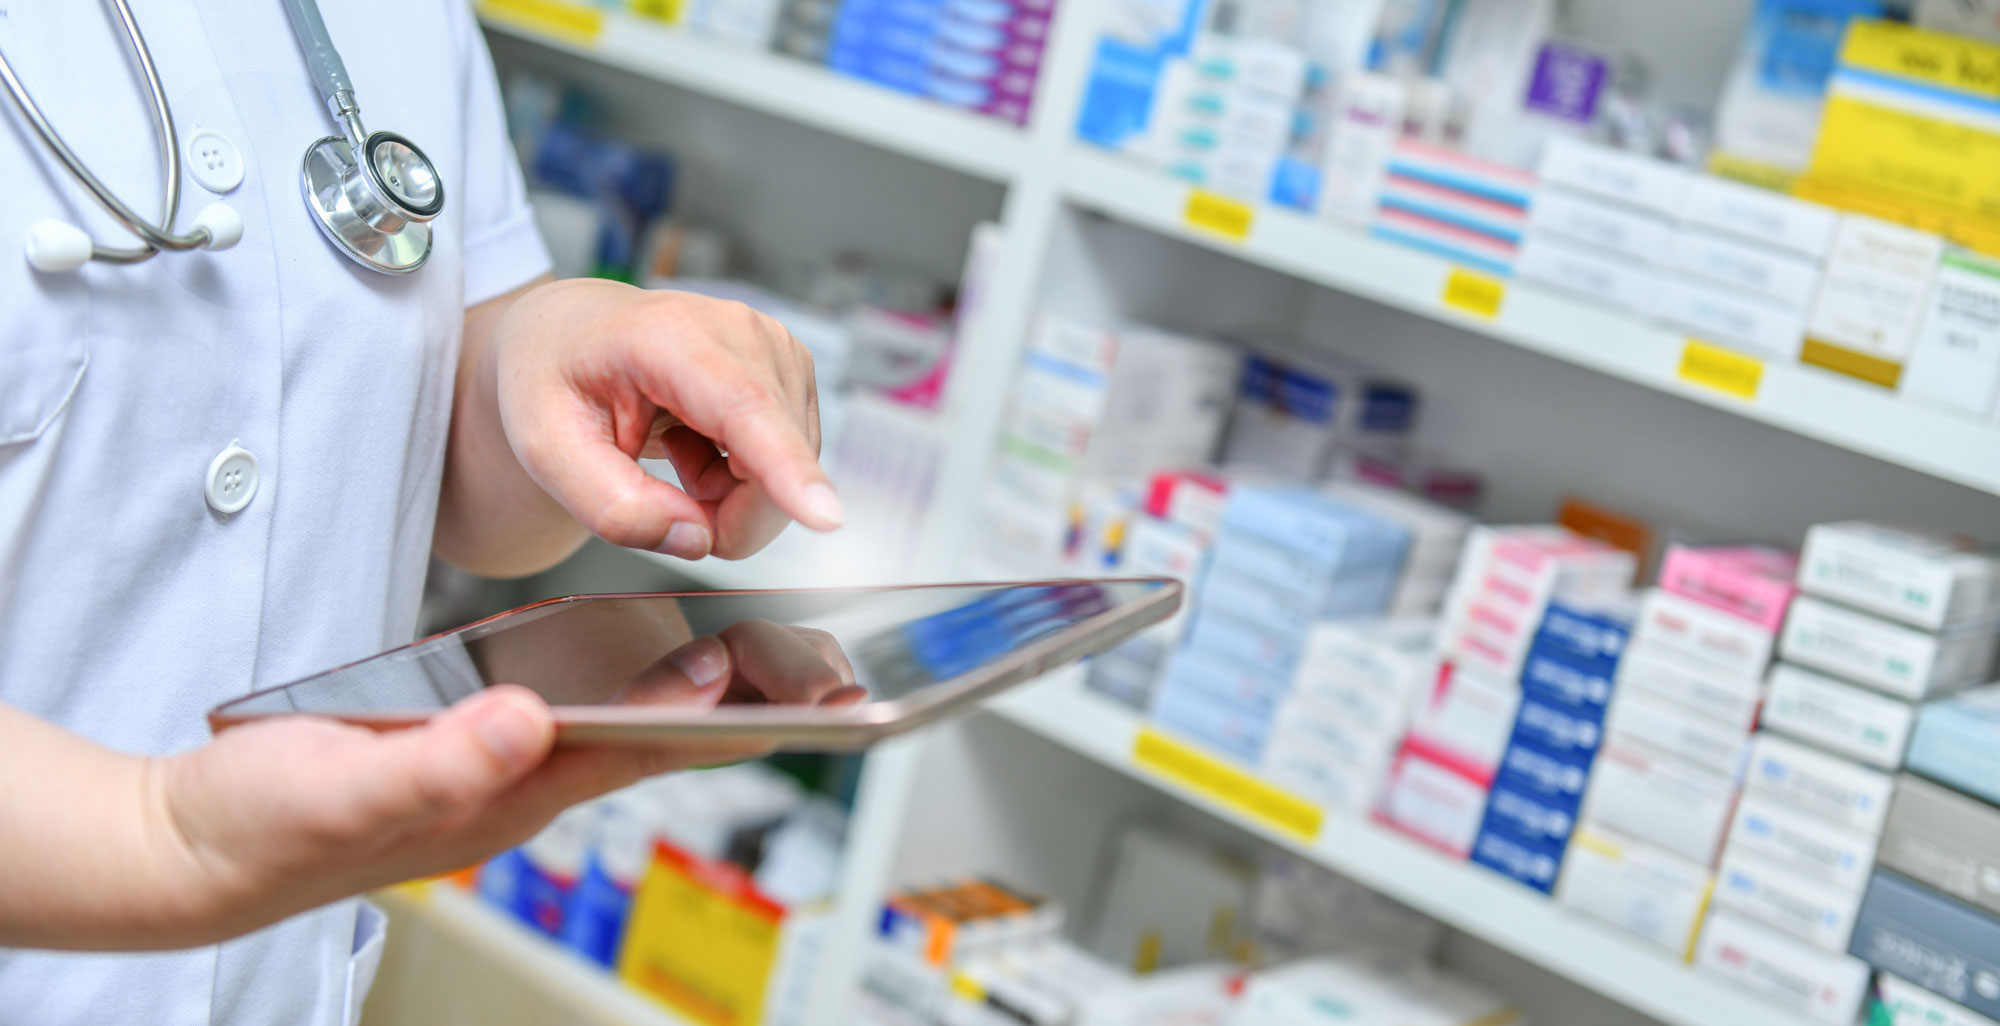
[0,0,444,275]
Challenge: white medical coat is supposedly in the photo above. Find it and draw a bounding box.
[0,0,550,1022]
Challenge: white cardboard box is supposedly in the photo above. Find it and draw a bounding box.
[1693,910,1872,1025]
[1538,136,1692,217]
[1556,826,1712,955]
[1713,846,1865,950]
[1680,175,1839,260]
[1518,231,1659,313]
[1527,187,1676,263]
[1635,588,1777,680]
[1580,740,1740,867]
[1798,521,2000,631]
[1742,733,1895,838]
[1723,792,1879,897]
[1603,686,1753,778]
[1763,662,1918,770]
[1651,276,1809,361]
[1806,215,1947,363]
[1903,251,2000,420]
[1780,595,2000,701]
[1668,227,1823,311]
[1614,643,1764,732]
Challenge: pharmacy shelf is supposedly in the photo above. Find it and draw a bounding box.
[373,883,693,1026]
[477,2,1028,184]
[1059,147,2000,501]
[986,672,1822,1026]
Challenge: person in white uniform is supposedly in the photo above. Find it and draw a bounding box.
[0,2,851,1024]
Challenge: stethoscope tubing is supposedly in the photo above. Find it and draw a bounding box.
[0,0,213,262]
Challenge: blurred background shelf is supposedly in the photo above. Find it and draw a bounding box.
[477,1,1029,183]
[985,673,1822,1026]
[1059,148,2000,502]
[363,884,693,1026]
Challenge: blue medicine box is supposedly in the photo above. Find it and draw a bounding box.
[1906,687,2000,808]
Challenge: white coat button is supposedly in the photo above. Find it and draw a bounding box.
[205,443,259,515]
[187,131,244,193]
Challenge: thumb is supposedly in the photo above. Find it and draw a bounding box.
[356,686,555,830]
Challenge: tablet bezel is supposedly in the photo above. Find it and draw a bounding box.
[208,577,1182,748]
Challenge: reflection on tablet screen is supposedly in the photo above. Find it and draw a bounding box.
[215,580,1165,723]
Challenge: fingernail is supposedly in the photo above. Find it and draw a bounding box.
[656,521,712,559]
[471,694,543,769]
[669,641,730,689]
[803,482,846,529]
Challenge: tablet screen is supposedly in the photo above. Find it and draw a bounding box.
[210,579,1176,735]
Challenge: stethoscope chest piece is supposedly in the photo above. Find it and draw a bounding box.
[301,133,436,275]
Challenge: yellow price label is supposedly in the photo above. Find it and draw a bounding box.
[1133,728,1323,841]
[1441,268,1506,319]
[629,0,683,22]
[477,0,606,42]
[1678,340,1764,400]
[1183,190,1254,241]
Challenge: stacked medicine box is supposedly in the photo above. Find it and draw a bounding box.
[824,0,1055,126]
[980,314,1238,571]
[1375,527,1633,858]
[1813,525,2000,1024]
[1559,546,1791,959]
[1083,471,1227,709]
[1469,595,1632,895]
[1148,485,1411,765]
[1522,138,1836,362]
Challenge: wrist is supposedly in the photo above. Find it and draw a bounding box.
[132,753,250,944]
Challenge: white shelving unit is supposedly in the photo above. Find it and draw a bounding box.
[465,3,2000,1026]
[984,672,1821,1026]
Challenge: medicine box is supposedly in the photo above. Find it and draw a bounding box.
[1799,521,2000,631]
[1694,910,1872,1026]
[1615,643,1763,733]
[1875,971,2000,1026]
[1658,544,1800,635]
[1143,468,1229,536]
[1533,596,1634,670]
[1907,686,2000,808]
[1763,663,1917,770]
[1375,749,1493,858]
[1901,251,2000,420]
[1604,687,1751,778]
[1270,689,1406,763]
[1714,846,1865,950]
[1263,730,1390,816]
[1510,694,1605,764]
[1538,136,1692,218]
[1401,665,1521,780]
[1518,649,1616,716]
[1215,484,1413,571]
[1780,595,2000,700]
[1297,619,1437,701]
[1849,869,2000,1022]
[1651,274,1810,361]
[1556,827,1712,956]
[1517,232,1663,312]
[1148,674,1272,764]
[1154,644,1292,716]
[1879,773,2000,918]
[1681,174,1840,261]
[1373,140,1533,278]
[1635,588,1778,679]
[1804,215,1947,384]
[1494,743,1593,808]
[1668,228,1824,312]
[1580,740,1740,867]
[1239,955,1524,1026]
[1744,733,1895,838]
[1527,183,1674,257]
[1184,609,1303,680]
[1725,793,1878,896]
[1472,829,1567,894]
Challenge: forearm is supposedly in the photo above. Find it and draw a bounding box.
[0,705,219,950]
[435,274,590,577]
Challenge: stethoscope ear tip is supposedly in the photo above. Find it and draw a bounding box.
[24,220,92,273]
[193,202,243,251]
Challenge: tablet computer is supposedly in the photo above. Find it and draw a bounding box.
[209,577,1179,749]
